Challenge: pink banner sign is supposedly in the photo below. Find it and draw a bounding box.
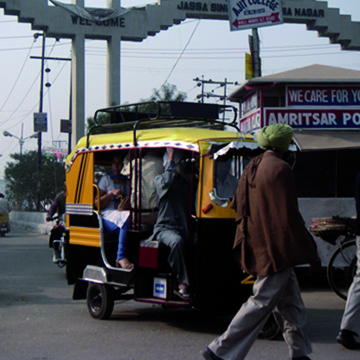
[239,109,261,133]
[228,0,283,31]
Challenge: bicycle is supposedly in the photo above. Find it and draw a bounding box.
[309,216,358,300]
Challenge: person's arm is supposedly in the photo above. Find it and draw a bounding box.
[155,148,176,190]
[95,188,122,209]
[94,176,125,209]
[46,196,59,221]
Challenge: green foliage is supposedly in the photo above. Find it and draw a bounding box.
[4,151,65,211]
[145,83,187,102]
[86,113,112,134]
[137,83,187,113]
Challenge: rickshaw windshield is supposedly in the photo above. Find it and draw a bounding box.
[210,140,298,205]
[210,141,263,206]
[213,156,240,200]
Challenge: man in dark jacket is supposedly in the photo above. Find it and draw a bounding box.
[46,182,66,222]
[336,171,360,349]
[203,124,321,360]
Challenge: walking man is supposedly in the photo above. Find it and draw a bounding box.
[336,170,360,350]
[203,124,321,360]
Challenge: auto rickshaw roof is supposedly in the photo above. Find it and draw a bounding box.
[65,127,258,169]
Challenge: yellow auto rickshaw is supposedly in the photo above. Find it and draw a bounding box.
[63,101,278,337]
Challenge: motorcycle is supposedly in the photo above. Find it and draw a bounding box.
[0,212,10,237]
[49,216,67,268]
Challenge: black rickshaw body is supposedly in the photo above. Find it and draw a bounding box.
[64,102,262,320]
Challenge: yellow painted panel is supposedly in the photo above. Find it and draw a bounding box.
[66,152,94,206]
[197,156,236,219]
[69,226,101,247]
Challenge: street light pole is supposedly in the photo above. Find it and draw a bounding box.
[3,124,38,155]
[19,123,24,155]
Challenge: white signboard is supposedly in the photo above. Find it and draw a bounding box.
[228,0,283,31]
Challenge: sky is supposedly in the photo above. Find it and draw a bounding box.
[0,0,360,178]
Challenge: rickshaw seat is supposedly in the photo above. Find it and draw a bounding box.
[138,240,170,270]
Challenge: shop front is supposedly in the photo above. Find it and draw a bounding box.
[229,64,360,264]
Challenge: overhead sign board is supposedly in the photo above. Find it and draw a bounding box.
[239,109,261,133]
[242,91,258,115]
[287,86,360,107]
[245,52,253,79]
[263,108,360,130]
[228,0,283,31]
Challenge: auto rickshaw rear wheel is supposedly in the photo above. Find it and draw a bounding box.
[86,283,114,320]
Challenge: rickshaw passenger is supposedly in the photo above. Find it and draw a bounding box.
[147,147,193,300]
[95,154,133,270]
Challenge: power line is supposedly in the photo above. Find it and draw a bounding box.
[162,19,201,86]
[0,38,36,113]
[0,37,70,129]
[194,76,238,106]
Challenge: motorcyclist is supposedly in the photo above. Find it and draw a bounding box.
[46,182,66,222]
[46,183,66,262]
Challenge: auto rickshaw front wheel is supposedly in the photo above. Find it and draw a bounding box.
[86,283,114,320]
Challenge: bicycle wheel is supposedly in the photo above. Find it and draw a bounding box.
[327,239,357,300]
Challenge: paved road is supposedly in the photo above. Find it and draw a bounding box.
[0,227,359,360]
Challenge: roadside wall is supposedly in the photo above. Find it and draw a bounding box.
[9,211,54,235]
[9,198,356,265]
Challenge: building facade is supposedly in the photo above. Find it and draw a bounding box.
[229,64,360,263]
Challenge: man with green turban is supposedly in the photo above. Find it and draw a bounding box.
[203,124,321,360]
[257,123,294,153]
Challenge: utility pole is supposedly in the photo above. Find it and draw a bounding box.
[193,77,238,120]
[249,28,261,77]
[31,34,71,211]
[32,32,46,211]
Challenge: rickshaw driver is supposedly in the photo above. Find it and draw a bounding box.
[95,154,133,270]
[147,147,193,300]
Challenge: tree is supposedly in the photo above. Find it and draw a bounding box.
[143,83,187,102]
[4,151,65,211]
[86,83,187,131]
[137,83,187,113]
[86,112,112,134]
